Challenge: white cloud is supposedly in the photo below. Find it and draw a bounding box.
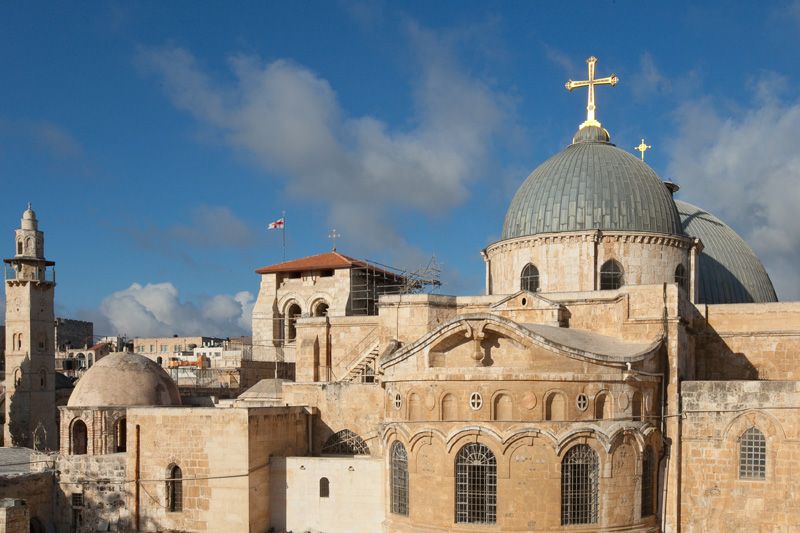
[630,52,671,101]
[667,89,800,300]
[135,26,513,260]
[99,282,254,337]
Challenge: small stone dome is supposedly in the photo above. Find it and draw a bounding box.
[502,131,683,239]
[68,352,181,407]
[676,200,777,305]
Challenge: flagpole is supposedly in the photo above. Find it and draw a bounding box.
[282,210,286,261]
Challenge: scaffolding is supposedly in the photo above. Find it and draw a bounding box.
[350,256,442,316]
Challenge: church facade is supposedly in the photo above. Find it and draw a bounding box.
[3,56,800,533]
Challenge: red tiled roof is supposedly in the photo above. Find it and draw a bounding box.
[255,251,402,279]
[90,341,111,351]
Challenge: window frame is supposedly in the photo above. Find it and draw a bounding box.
[455,443,497,524]
[390,442,409,516]
[561,444,599,525]
[599,259,624,290]
[738,426,766,480]
[520,263,540,292]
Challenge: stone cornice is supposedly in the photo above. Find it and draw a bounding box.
[486,230,693,258]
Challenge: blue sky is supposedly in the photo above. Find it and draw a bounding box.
[2,1,800,337]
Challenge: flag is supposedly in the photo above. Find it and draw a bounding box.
[267,218,285,230]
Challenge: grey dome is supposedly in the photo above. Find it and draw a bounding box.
[676,200,777,305]
[502,135,683,239]
[68,352,181,407]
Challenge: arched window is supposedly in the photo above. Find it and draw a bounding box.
[167,464,183,512]
[115,417,127,453]
[319,477,330,498]
[285,303,302,343]
[600,260,624,290]
[674,264,688,291]
[493,394,513,421]
[594,392,610,420]
[441,393,457,421]
[641,445,654,517]
[455,443,496,524]
[390,442,409,515]
[312,301,329,317]
[71,420,87,455]
[739,427,766,480]
[39,368,46,389]
[408,393,422,421]
[16,240,22,255]
[561,444,599,525]
[545,392,566,421]
[321,429,370,455]
[632,391,643,422]
[13,367,22,388]
[520,263,540,292]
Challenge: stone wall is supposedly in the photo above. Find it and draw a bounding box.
[49,453,129,532]
[0,499,29,533]
[127,406,307,532]
[485,231,691,295]
[694,302,800,380]
[0,474,52,531]
[270,456,383,533]
[680,381,800,531]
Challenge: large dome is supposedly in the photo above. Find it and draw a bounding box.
[68,352,181,407]
[676,200,777,305]
[502,129,683,239]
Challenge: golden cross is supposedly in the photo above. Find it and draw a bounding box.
[635,138,652,161]
[565,56,618,129]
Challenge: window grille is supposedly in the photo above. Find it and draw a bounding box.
[321,429,370,455]
[469,392,483,410]
[674,264,688,291]
[576,394,589,411]
[319,477,330,498]
[520,264,540,292]
[455,443,496,524]
[394,393,402,410]
[739,427,766,480]
[641,445,654,517]
[600,260,624,290]
[167,465,183,512]
[71,493,84,508]
[391,442,409,515]
[561,444,599,525]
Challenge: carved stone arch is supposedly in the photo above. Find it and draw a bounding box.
[408,428,446,454]
[406,390,423,421]
[445,426,503,454]
[555,428,608,456]
[557,433,609,479]
[277,294,304,315]
[500,428,558,456]
[491,389,514,421]
[439,391,458,421]
[594,389,612,420]
[723,409,785,442]
[607,427,647,456]
[382,424,412,447]
[543,389,568,421]
[307,292,333,317]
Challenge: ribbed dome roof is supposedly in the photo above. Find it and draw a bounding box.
[502,133,683,239]
[68,352,181,407]
[676,200,777,305]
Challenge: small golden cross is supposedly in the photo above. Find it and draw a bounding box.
[565,56,618,129]
[635,139,652,161]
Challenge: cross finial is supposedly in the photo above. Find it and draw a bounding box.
[328,229,341,251]
[565,56,619,129]
[635,138,652,161]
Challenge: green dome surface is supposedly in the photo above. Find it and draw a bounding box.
[676,200,777,305]
[502,134,683,239]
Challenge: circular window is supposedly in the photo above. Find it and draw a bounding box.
[576,393,589,411]
[469,392,483,410]
[394,393,402,410]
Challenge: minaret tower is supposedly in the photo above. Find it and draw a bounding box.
[3,204,57,449]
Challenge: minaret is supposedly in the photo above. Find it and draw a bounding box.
[3,204,57,449]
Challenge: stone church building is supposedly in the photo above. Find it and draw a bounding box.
[2,57,800,532]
